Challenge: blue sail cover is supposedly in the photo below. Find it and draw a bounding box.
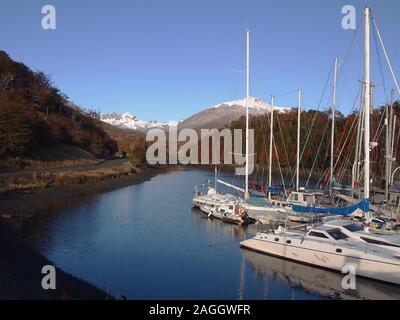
[268,187,285,194]
[291,199,369,216]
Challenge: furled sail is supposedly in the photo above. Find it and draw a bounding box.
[291,199,369,216]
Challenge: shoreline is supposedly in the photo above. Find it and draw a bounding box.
[0,165,169,300]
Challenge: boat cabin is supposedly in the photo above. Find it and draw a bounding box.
[287,191,321,206]
[306,226,349,242]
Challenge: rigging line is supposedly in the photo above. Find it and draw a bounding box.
[335,110,359,184]
[336,120,357,184]
[295,112,329,189]
[272,132,288,198]
[372,18,389,103]
[275,110,293,181]
[262,112,272,184]
[263,109,271,175]
[332,111,359,180]
[372,17,400,99]
[337,10,362,75]
[331,86,361,176]
[334,85,361,155]
[372,107,386,142]
[263,97,287,194]
[298,63,334,168]
[339,61,359,111]
[305,118,330,189]
[333,11,362,107]
[290,20,359,187]
[273,89,299,98]
[321,67,360,186]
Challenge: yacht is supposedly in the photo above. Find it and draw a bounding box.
[240,224,400,285]
[192,186,240,213]
[241,248,400,299]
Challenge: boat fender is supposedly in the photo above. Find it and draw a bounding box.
[274,226,284,234]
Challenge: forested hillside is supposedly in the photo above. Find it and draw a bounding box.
[0,51,117,161]
[229,102,400,182]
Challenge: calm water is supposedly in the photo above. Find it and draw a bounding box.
[23,168,400,299]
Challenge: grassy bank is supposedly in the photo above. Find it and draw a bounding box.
[2,162,138,192]
[0,163,167,299]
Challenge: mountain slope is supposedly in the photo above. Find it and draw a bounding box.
[179,96,290,130]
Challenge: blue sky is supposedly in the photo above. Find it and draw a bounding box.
[0,0,399,121]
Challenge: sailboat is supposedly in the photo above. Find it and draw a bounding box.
[192,30,258,224]
[262,58,367,219]
[241,7,400,285]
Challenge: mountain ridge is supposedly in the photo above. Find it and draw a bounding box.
[101,96,291,132]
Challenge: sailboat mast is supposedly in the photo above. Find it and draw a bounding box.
[330,57,338,193]
[268,96,274,200]
[363,6,371,204]
[388,89,394,186]
[245,30,250,200]
[389,89,395,186]
[296,89,301,192]
[385,95,390,202]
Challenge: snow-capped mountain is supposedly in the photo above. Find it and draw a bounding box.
[101,97,291,132]
[179,96,291,130]
[101,112,168,132]
[207,96,288,112]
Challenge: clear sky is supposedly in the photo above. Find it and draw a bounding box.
[0,0,399,121]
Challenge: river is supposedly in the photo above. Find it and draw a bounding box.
[22,168,400,299]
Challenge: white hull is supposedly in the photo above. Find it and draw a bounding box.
[241,237,400,285]
[209,211,243,225]
[241,249,400,299]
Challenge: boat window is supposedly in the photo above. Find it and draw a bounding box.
[360,237,400,248]
[229,206,233,210]
[343,224,364,232]
[308,231,329,239]
[327,229,349,240]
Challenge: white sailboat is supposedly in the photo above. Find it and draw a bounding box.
[192,30,256,223]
